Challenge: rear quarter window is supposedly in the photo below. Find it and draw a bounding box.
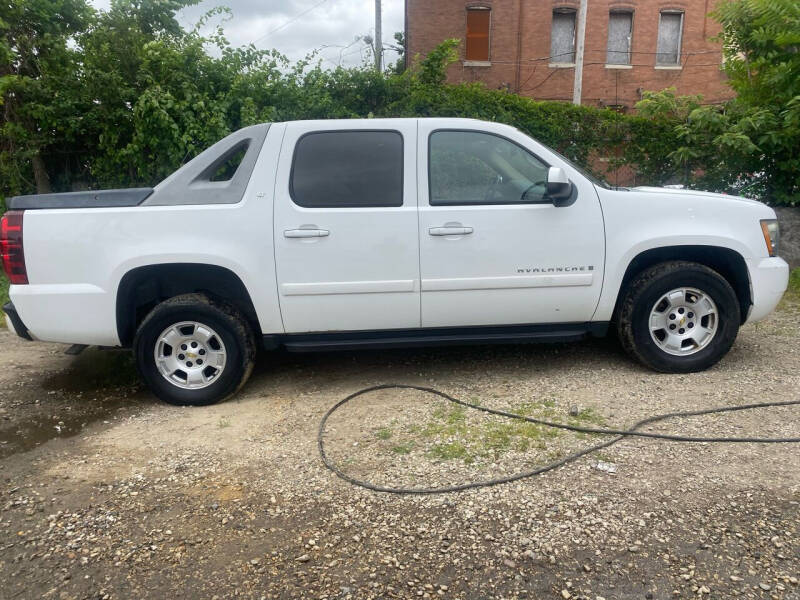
[290,130,404,208]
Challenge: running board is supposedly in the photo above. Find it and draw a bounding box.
[263,322,609,352]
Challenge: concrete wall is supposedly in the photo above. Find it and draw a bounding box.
[406,0,734,110]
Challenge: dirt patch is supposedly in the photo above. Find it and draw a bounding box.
[0,343,151,459]
[0,306,799,599]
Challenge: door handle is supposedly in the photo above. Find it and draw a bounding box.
[428,226,474,236]
[284,229,330,238]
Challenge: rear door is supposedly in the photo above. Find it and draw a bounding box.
[273,120,420,333]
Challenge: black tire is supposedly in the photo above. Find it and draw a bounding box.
[133,294,256,406]
[617,261,740,373]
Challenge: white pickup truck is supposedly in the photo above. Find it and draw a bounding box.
[1,118,789,405]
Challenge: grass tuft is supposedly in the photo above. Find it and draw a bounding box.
[391,442,414,455]
[429,441,472,463]
[0,273,8,327]
[779,267,800,310]
[413,399,608,464]
[787,267,800,296]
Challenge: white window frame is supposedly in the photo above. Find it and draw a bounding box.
[656,10,685,67]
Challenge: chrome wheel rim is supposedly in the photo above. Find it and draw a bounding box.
[154,321,227,389]
[649,287,718,356]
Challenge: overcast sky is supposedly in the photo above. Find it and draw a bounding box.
[89,0,405,68]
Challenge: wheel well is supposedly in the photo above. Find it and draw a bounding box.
[116,264,260,347]
[615,246,752,324]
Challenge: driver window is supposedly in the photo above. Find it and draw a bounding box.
[429,131,550,206]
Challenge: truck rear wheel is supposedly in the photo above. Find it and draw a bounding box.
[617,261,740,373]
[134,294,256,406]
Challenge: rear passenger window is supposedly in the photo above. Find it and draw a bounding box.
[290,131,403,208]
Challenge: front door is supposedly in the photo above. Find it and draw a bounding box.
[417,122,605,328]
[273,120,420,333]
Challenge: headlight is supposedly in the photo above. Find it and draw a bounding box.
[760,219,779,257]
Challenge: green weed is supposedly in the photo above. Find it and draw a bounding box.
[391,442,414,455]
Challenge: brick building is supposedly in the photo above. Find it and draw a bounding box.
[404,0,734,110]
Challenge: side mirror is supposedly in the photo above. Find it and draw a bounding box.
[546,167,574,206]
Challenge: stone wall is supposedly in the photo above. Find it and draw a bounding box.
[775,207,800,269]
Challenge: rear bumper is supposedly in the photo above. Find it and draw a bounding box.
[2,302,32,340]
[8,283,119,346]
[746,257,790,322]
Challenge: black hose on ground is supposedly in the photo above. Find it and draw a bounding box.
[317,384,800,495]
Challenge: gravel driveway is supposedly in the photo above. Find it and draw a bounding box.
[1,305,798,600]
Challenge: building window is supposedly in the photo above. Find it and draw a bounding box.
[550,9,577,64]
[656,11,684,65]
[606,11,633,65]
[465,8,491,62]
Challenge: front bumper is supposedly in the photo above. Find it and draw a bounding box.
[3,301,32,340]
[746,257,790,323]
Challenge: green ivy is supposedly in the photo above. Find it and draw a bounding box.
[634,1,800,205]
[0,0,795,210]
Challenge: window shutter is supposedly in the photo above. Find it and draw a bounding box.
[466,9,490,61]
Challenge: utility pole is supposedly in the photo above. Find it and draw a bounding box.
[572,0,588,105]
[374,0,383,72]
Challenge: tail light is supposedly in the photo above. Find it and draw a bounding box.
[1,210,28,284]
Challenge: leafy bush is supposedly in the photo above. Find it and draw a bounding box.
[0,0,795,208]
[634,0,800,205]
[0,6,680,208]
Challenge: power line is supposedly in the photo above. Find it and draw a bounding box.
[250,0,331,46]
[470,58,722,68]
[319,38,367,67]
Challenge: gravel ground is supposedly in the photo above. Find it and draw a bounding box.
[0,305,798,600]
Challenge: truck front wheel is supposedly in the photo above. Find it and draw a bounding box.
[617,261,740,373]
[134,294,256,406]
